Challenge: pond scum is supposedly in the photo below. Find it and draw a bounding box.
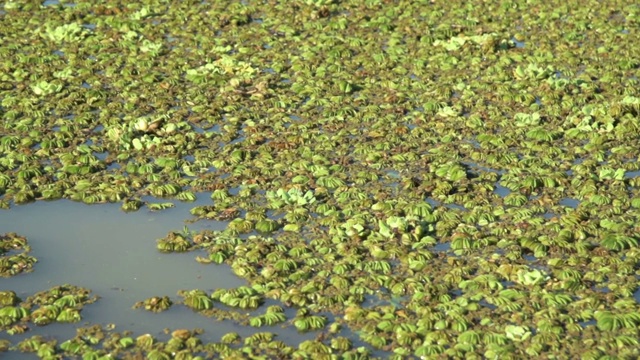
[1,0,640,358]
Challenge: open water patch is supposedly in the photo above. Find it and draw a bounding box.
[494,183,511,198]
[559,198,580,208]
[0,199,243,337]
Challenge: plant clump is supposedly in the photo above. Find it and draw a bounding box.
[0,233,37,277]
[1,285,98,334]
[133,296,173,313]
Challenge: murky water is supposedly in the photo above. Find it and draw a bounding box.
[0,197,314,348]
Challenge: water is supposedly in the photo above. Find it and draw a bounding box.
[0,200,237,332]
[42,0,76,6]
[559,198,580,208]
[512,38,525,48]
[0,198,320,352]
[493,183,511,198]
[433,242,451,252]
[625,170,640,179]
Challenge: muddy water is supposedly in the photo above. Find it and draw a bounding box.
[0,196,313,347]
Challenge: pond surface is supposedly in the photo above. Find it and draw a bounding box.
[2,0,640,357]
[0,198,313,346]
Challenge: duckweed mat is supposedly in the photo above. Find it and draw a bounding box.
[1,0,640,358]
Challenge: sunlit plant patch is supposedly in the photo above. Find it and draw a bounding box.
[1,0,640,357]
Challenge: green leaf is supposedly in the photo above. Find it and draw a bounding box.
[378,219,394,238]
[132,138,143,150]
[503,325,530,342]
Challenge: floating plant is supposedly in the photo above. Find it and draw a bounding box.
[0,233,37,277]
[2,0,640,357]
[211,286,264,310]
[178,290,213,312]
[0,284,97,335]
[133,296,173,313]
[156,229,193,253]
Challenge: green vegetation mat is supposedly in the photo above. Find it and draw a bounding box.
[1,0,640,358]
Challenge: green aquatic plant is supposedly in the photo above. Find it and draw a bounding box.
[255,219,280,234]
[41,22,87,43]
[156,231,192,253]
[249,310,287,327]
[133,296,173,313]
[244,332,275,346]
[0,306,29,322]
[0,233,37,277]
[36,342,57,358]
[146,349,171,360]
[594,310,640,331]
[121,199,143,212]
[293,314,327,332]
[208,251,229,264]
[2,0,640,357]
[19,284,98,328]
[0,339,10,352]
[136,334,155,351]
[30,305,60,326]
[147,184,182,198]
[227,218,254,233]
[211,286,264,310]
[175,191,197,202]
[146,202,175,211]
[0,291,19,307]
[59,338,92,355]
[600,233,638,251]
[53,294,80,308]
[56,308,81,323]
[504,325,532,342]
[179,290,213,311]
[266,188,316,207]
[220,332,241,345]
[516,269,548,287]
[30,80,64,96]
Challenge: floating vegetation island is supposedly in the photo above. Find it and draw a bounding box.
[1,0,640,358]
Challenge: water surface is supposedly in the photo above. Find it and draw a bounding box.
[0,198,312,343]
